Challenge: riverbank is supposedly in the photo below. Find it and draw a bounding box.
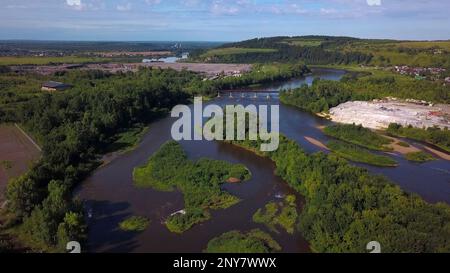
[304,137,329,150]
[225,134,450,252]
[100,125,150,167]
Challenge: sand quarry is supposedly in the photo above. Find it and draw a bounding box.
[329,100,450,130]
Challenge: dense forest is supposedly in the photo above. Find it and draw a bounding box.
[190,63,310,93]
[191,36,450,69]
[1,68,199,251]
[0,63,309,120]
[227,135,450,252]
[280,71,450,112]
[190,36,373,65]
[279,79,356,113]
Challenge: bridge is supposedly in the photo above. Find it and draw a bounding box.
[217,91,279,99]
[219,89,278,94]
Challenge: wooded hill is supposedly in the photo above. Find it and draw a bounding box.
[190,36,450,68]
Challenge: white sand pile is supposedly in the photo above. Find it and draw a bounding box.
[329,100,450,130]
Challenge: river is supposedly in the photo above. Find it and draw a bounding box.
[76,68,450,253]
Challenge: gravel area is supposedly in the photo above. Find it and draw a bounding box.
[329,100,450,130]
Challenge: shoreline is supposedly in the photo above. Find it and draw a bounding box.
[304,136,329,151]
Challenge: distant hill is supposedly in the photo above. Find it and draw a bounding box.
[0,40,222,56]
[190,36,450,68]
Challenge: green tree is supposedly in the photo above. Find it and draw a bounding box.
[57,212,86,252]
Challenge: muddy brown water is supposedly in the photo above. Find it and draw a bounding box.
[76,69,450,253]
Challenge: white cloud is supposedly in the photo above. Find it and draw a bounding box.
[66,0,85,10]
[117,3,132,12]
[146,0,161,5]
[66,0,81,7]
[320,8,338,15]
[181,0,201,7]
[6,4,28,9]
[367,0,382,6]
[211,1,240,15]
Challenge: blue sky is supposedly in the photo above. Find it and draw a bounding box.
[0,0,449,41]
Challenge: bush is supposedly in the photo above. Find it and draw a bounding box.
[118,216,150,232]
[57,211,87,251]
[405,152,436,163]
[253,195,298,234]
[206,229,281,253]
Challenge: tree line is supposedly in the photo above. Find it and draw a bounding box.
[280,72,450,113]
[190,36,373,65]
[228,134,450,252]
[3,68,199,251]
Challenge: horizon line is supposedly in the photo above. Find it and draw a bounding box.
[1,35,449,43]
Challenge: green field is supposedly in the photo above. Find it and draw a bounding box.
[0,56,110,65]
[200,47,277,58]
[337,40,450,68]
[396,41,450,51]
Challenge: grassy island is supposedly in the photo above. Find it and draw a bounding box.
[387,123,450,153]
[133,141,251,233]
[253,195,298,234]
[327,140,398,167]
[323,124,393,151]
[205,229,281,253]
[405,152,436,163]
[119,216,150,232]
